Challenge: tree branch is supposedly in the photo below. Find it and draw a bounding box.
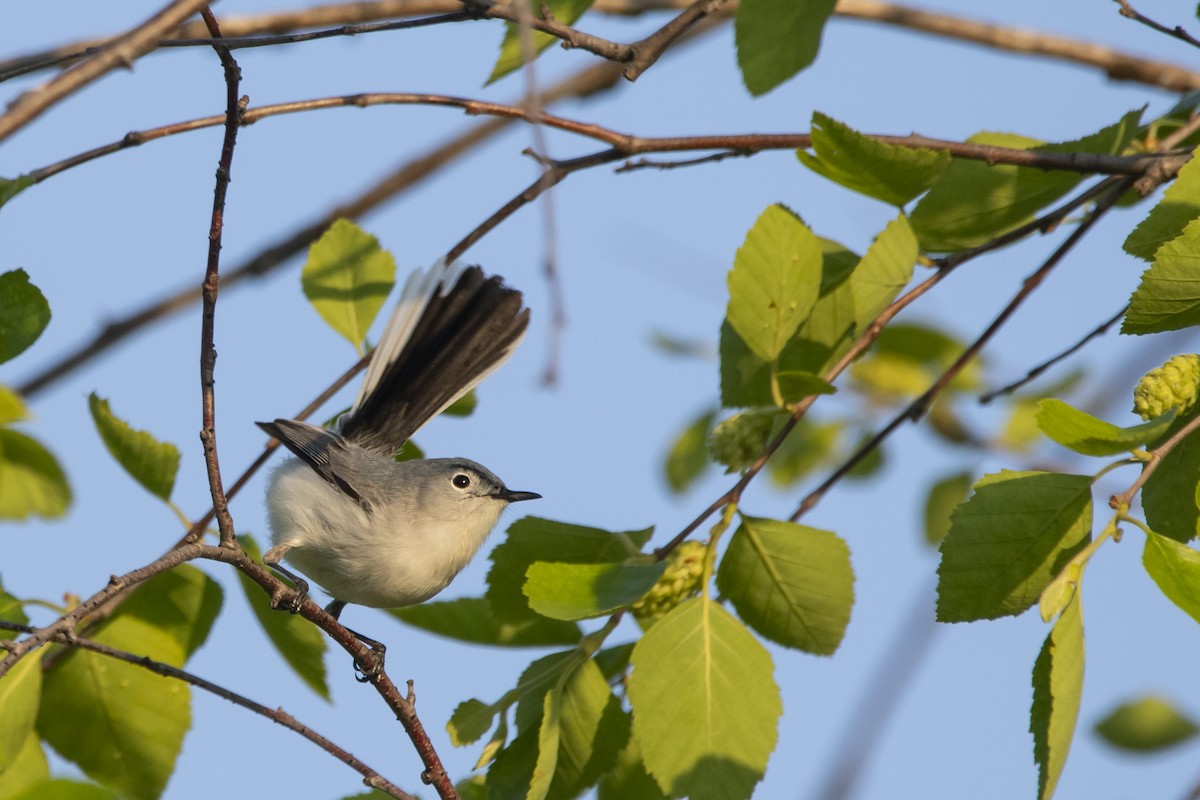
[0,0,212,143]
[1114,0,1200,51]
[0,621,416,800]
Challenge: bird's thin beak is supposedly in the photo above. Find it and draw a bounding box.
[500,489,541,503]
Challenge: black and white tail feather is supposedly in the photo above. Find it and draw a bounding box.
[258,259,530,500]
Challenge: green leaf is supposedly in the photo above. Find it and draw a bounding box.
[775,371,837,403]
[719,240,858,407]
[766,418,841,486]
[0,579,29,637]
[598,735,669,800]
[8,780,119,800]
[525,561,666,621]
[716,517,854,655]
[936,471,1093,622]
[726,204,823,362]
[1141,413,1200,542]
[1035,399,1176,455]
[530,681,562,800]
[87,394,180,502]
[628,598,781,800]
[0,270,50,364]
[487,518,650,622]
[0,653,41,776]
[449,699,497,747]
[1123,216,1200,334]
[911,112,1142,251]
[664,409,716,494]
[0,175,34,210]
[850,214,917,329]
[0,429,70,520]
[0,386,27,425]
[1030,593,1085,800]
[735,0,836,96]
[798,114,951,206]
[390,596,580,646]
[1143,531,1200,622]
[488,0,594,83]
[0,734,49,800]
[545,659,629,800]
[488,725,540,800]
[238,535,329,699]
[923,471,974,546]
[37,568,222,799]
[1095,695,1199,752]
[1125,144,1200,260]
[301,219,396,351]
[444,389,478,417]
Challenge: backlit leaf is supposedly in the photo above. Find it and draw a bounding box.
[1035,398,1176,455]
[488,0,594,83]
[525,561,666,621]
[301,219,396,351]
[736,0,836,95]
[1123,216,1200,334]
[1095,695,1198,752]
[1030,593,1085,800]
[1124,144,1200,260]
[0,429,70,520]
[87,394,179,502]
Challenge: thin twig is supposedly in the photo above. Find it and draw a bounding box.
[789,178,1133,522]
[0,621,414,800]
[0,0,211,143]
[1110,412,1200,511]
[622,0,731,79]
[979,304,1129,403]
[616,149,752,172]
[197,8,243,549]
[1114,0,1200,50]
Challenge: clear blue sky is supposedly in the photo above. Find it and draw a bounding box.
[3,2,1199,798]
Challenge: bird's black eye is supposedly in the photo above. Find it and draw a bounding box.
[452,473,471,489]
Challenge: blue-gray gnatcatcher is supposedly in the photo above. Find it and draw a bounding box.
[257,260,540,637]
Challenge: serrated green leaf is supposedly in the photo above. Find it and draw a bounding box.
[238,535,328,699]
[488,0,594,84]
[546,659,629,800]
[776,371,837,404]
[851,214,917,330]
[1142,413,1200,542]
[727,205,823,362]
[530,683,562,800]
[1036,399,1176,455]
[0,175,34,211]
[0,734,49,800]
[449,699,497,747]
[1030,592,1085,800]
[664,409,716,494]
[391,596,580,647]
[525,561,666,621]
[487,518,650,622]
[799,114,951,206]
[0,653,40,776]
[1123,215,1200,334]
[923,471,974,546]
[912,112,1142,251]
[1143,531,1200,622]
[1095,695,1199,752]
[8,780,119,800]
[0,429,70,520]
[87,394,179,502]
[628,598,780,800]
[0,269,50,364]
[735,0,836,95]
[1125,144,1200,260]
[598,735,669,800]
[716,517,854,655]
[488,725,540,800]
[514,651,581,735]
[720,240,858,407]
[301,219,396,351]
[936,471,1093,622]
[0,386,26,425]
[37,568,220,799]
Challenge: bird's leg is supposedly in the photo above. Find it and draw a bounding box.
[326,599,387,681]
[262,543,309,613]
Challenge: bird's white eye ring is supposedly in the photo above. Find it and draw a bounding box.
[452,473,471,489]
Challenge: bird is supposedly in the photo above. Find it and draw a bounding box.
[256,259,540,670]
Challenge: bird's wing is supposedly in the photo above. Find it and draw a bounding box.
[257,419,371,506]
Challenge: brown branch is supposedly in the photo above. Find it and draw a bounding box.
[979,304,1129,404]
[4,0,1198,92]
[789,177,1133,522]
[0,0,211,143]
[1114,0,1200,51]
[1110,412,1200,511]
[16,59,627,399]
[197,8,242,549]
[0,621,415,800]
[621,0,732,79]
